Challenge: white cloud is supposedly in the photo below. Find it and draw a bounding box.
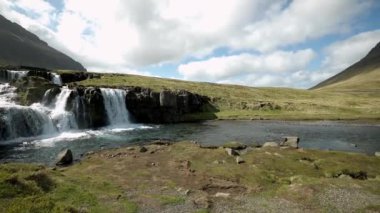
[322,30,380,74]
[178,49,315,85]
[0,0,378,88]
[232,0,372,52]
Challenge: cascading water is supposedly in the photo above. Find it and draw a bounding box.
[100,88,131,126]
[51,73,62,86]
[1,83,137,142]
[0,83,16,105]
[0,83,57,140]
[50,87,78,131]
[0,84,79,141]
[0,70,29,82]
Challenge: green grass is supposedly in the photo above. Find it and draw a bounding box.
[153,194,185,205]
[1,142,380,211]
[74,72,380,120]
[0,164,138,213]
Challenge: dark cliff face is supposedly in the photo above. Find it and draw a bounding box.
[66,87,108,128]
[125,87,209,123]
[0,15,86,71]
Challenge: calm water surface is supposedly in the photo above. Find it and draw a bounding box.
[0,120,379,165]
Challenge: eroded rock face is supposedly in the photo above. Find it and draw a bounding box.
[13,76,58,105]
[125,88,208,123]
[66,86,108,129]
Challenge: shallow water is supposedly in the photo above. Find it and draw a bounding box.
[0,120,379,165]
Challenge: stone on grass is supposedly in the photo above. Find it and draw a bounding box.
[375,152,380,157]
[262,142,279,147]
[56,149,73,166]
[215,192,230,198]
[139,146,148,153]
[222,141,247,150]
[236,156,245,164]
[280,136,299,148]
[225,148,239,156]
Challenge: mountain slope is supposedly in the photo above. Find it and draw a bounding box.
[0,15,85,71]
[311,41,380,90]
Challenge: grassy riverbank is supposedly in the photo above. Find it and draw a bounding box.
[1,141,379,212]
[74,72,380,121]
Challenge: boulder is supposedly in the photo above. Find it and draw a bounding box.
[236,156,245,164]
[56,149,73,166]
[139,146,148,153]
[225,148,239,156]
[262,142,279,147]
[375,152,380,157]
[280,136,299,148]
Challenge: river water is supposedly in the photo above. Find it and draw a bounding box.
[0,120,379,165]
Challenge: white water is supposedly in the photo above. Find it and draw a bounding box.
[51,73,62,86]
[1,85,142,143]
[101,88,131,126]
[0,83,16,106]
[0,85,78,141]
[0,83,57,139]
[50,87,78,131]
[6,70,28,81]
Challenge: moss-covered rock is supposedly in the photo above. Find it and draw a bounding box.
[12,76,58,105]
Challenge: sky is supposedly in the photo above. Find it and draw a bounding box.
[0,0,379,88]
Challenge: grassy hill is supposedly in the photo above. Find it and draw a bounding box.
[0,15,85,71]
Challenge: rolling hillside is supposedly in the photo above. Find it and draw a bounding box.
[0,15,85,71]
[311,41,380,90]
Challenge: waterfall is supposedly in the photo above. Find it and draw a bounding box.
[0,70,29,82]
[0,84,80,141]
[101,88,131,126]
[0,83,57,140]
[51,73,62,86]
[2,105,57,139]
[50,87,78,131]
[0,83,16,105]
[1,85,135,141]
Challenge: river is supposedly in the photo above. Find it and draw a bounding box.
[0,120,379,165]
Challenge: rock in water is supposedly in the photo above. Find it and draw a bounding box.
[280,136,299,148]
[56,149,73,166]
[262,142,279,147]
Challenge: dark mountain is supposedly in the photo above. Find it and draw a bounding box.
[311,41,380,90]
[0,15,86,71]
